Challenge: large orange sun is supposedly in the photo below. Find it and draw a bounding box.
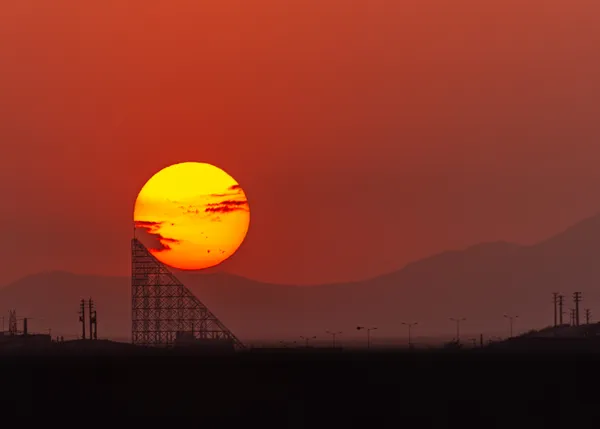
[133,162,250,270]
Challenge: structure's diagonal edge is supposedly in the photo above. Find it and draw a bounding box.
[131,238,245,350]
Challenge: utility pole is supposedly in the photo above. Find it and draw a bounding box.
[504,314,518,338]
[585,309,591,325]
[87,298,97,340]
[401,322,418,348]
[553,292,559,327]
[88,299,94,340]
[449,318,466,343]
[356,326,377,349]
[93,309,97,340]
[79,299,86,340]
[573,292,582,326]
[558,295,565,325]
[91,303,97,340]
[570,309,575,326]
[325,331,342,348]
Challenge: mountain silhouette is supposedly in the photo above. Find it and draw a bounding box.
[2,213,600,344]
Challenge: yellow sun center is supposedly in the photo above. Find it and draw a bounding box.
[133,162,250,270]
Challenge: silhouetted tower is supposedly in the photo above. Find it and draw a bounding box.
[23,318,28,336]
[585,309,591,325]
[131,238,244,348]
[570,309,576,326]
[79,299,86,340]
[91,307,97,340]
[8,310,17,335]
[573,292,582,326]
[558,295,565,325]
[88,299,98,340]
[553,293,559,327]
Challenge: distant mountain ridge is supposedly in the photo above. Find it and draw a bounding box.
[2,213,600,344]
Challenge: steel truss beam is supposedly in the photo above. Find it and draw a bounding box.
[131,238,244,349]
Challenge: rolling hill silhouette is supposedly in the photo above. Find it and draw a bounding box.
[2,213,600,343]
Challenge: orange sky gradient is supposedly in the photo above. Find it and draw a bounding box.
[2,1,600,285]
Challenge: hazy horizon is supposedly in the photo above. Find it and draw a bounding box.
[2,208,598,289]
[1,208,598,343]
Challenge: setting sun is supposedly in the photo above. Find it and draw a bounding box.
[133,162,250,270]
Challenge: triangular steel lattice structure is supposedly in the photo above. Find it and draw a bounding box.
[131,238,244,349]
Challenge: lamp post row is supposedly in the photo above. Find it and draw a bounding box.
[295,314,518,349]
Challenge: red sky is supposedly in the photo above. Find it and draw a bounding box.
[2,0,600,285]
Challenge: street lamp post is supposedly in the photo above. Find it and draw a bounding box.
[300,335,316,347]
[504,314,518,338]
[357,326,377,349]
[325,331,342,348]
[449,318,466,343]
[402,322,418,348]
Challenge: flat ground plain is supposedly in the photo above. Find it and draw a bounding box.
[1,340,599,421]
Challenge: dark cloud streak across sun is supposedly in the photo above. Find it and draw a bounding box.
[133,220,163,230]
[209,184,244,198]
[134,220,180,252]
[204,199,249,214]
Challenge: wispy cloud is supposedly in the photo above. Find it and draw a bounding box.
[209,184,244,198]
[178,204,201,215]
[134,220,163,231]
[204,199,249,214]
[134,220,180,252]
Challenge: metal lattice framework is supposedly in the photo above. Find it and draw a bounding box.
[8,310,17,335]
[131,238,244,349]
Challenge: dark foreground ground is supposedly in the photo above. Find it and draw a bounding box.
[1,341,599,422]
